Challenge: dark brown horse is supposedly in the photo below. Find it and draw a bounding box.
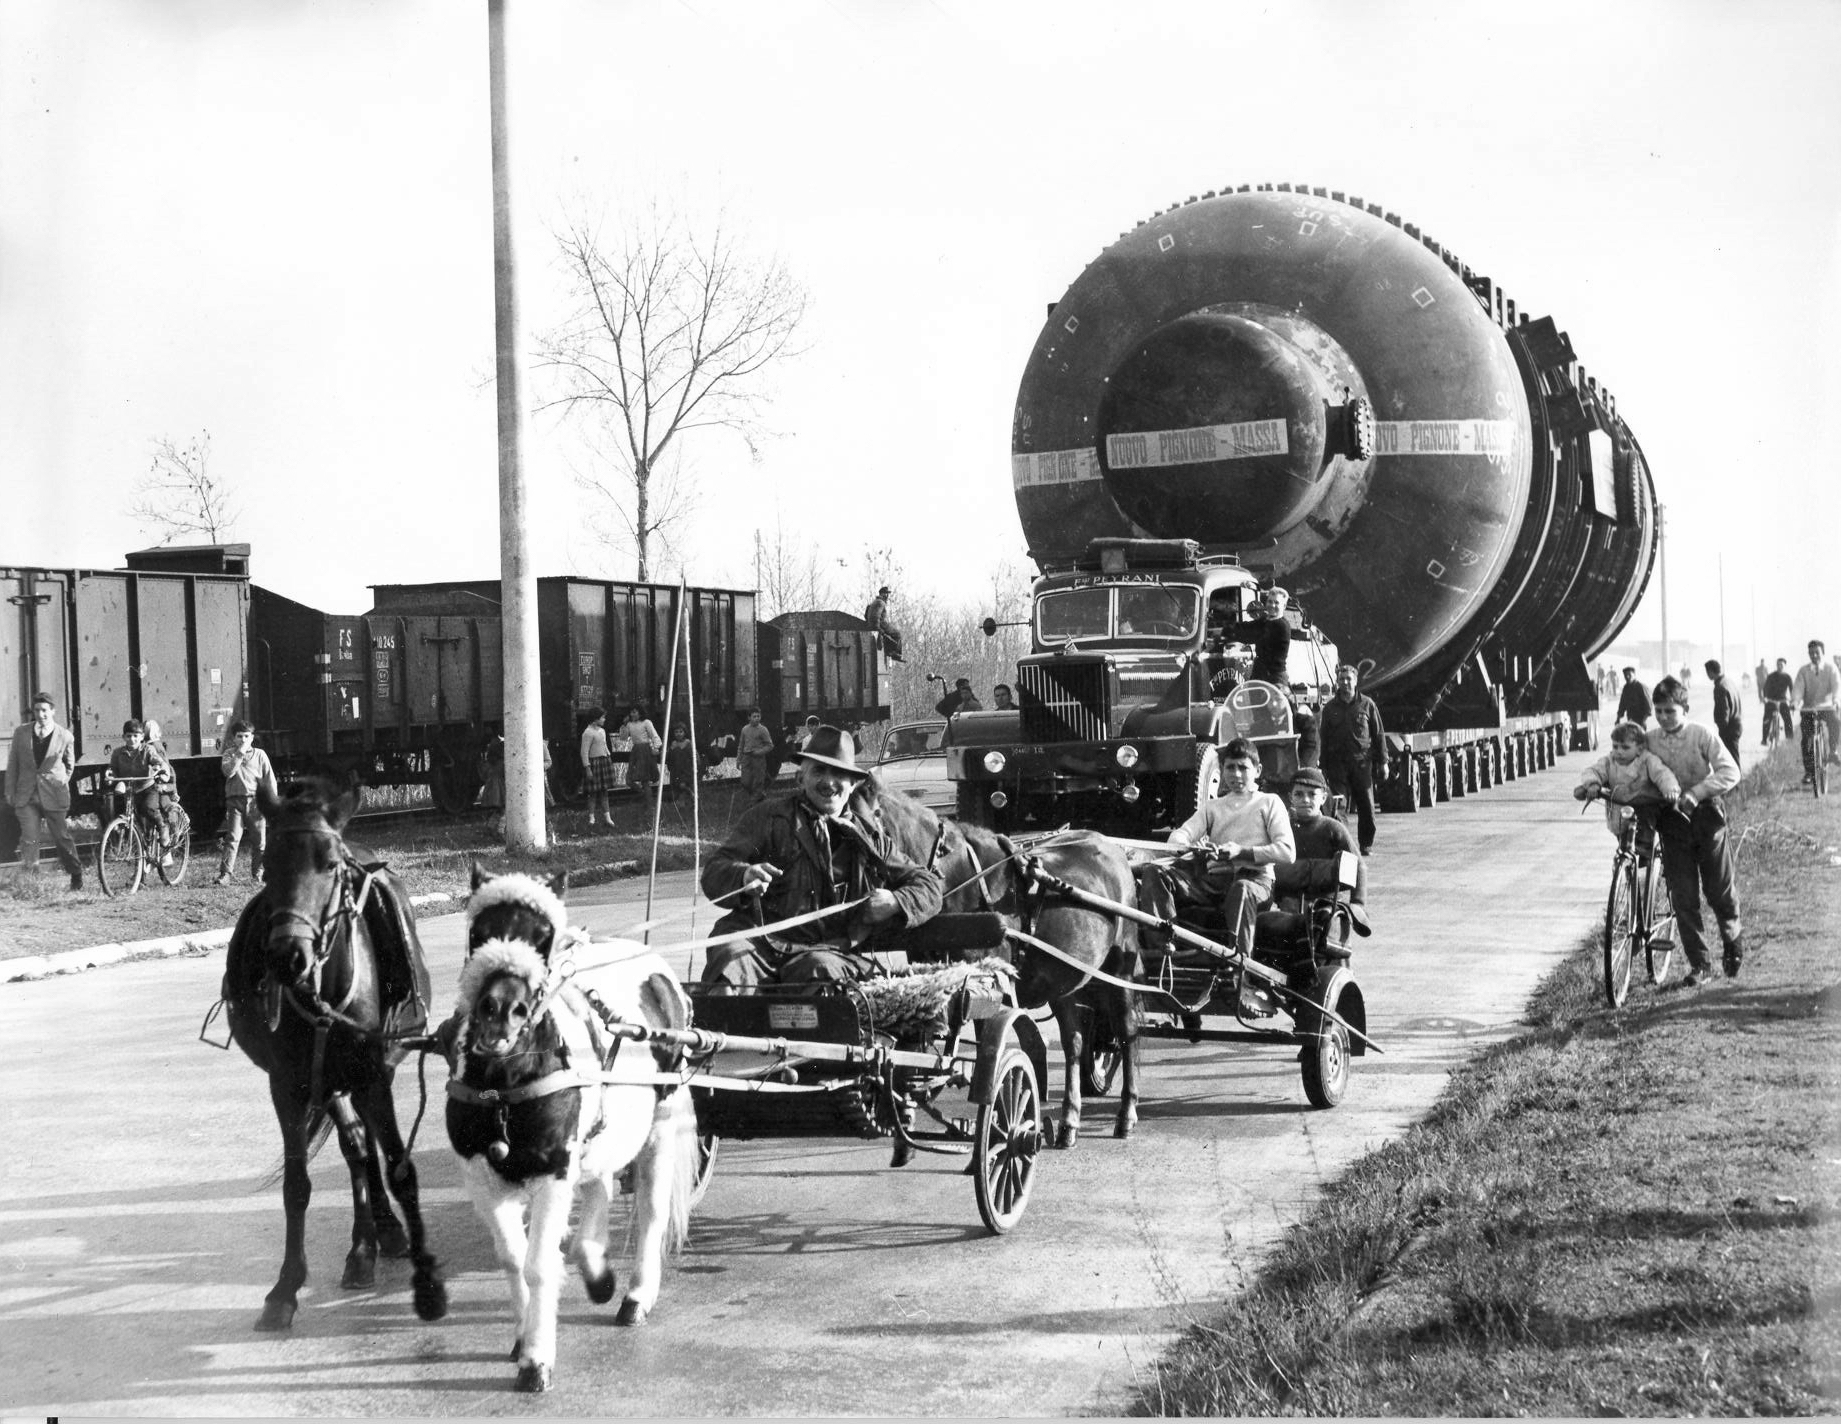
[862,779,1143,1146]
[221,777,446,1330]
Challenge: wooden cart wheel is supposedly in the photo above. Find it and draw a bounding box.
[974,1046,1041,1234]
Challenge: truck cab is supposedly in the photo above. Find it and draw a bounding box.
[947,538,1337,833]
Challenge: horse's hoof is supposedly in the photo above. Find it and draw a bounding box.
[413,1273,448,1322]
[890,1139,915,1169]
[586,1267,616,1305]
[515,1362,553,1393]
[1054,1122,1079,1150]
[340,1254,377,1290]
[1113,1118,1136,1140]
[254,1299,296,1332]
[615,1297,648,1326]
[374,1217,411,1258]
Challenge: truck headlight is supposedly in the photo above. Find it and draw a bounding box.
[1114,744,1140,769]
[982,750,1007,774]
[1119,781,1142,803]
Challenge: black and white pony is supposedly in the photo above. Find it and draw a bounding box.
[445,870,698,1393]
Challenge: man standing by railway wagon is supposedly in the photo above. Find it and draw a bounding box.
[1317,664,1386,856]
[699,725,942,991]
[1646,676,1742,987]
[736,708,776,803]
[4,692,83,890]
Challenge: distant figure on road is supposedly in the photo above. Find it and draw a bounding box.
[865,585,904,662]
[1317,664,1386,857]
[1760,657,1794,745]
[1794,639,1841,786]
[1705,660,1744,764]
[1615,666,1651,728]
[736,709,776,803]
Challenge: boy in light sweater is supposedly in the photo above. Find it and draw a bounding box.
[1643,676,1743,986]
[218,719,279,885]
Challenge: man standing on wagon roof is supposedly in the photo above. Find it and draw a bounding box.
[699,725,942,992]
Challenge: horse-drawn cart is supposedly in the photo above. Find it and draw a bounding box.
[682,953,1050,1234]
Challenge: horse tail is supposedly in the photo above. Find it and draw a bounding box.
[256,1105,336,1190]
[658,1089,699,1257]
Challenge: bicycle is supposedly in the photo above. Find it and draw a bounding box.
[1762,700,1787,751]
[1592,794,1678,1008]
[96,776,193,897]
[1803,710,1834,799]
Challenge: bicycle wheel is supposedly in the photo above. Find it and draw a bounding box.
[157,808,192,885]
[1816,725,1830,799]
[1643,854,1676,986]
[97,817,144,897]
[1602,857,1636,1008]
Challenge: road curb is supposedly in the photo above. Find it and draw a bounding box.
[1,890,461,985]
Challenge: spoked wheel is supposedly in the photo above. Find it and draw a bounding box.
[1815,728,1831,798]
[97,817,144,897]
[687,1131,720,1209]
[1644,856,1677,986]
[1079,1018,1121,1097]
[973,1047,1041,1235]
[1602,860,1636,1007]
[157,808,192,885]
[1301,1018,1350,1108]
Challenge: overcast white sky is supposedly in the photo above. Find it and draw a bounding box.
[5,0,1837,672]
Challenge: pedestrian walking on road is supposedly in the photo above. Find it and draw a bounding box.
[1706,660,1744,765]
[4,691,84,889]
[1317,664,1386,856]
[1615,666,1651,727]
[217,719,278,885]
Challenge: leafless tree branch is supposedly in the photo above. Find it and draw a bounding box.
[130,430,239,545]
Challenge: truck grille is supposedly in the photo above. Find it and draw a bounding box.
[1019,660,1109,743]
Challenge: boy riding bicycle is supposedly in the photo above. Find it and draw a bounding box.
[1793,639,1840,784]
[1572,720,1682,847]
[107,719,182,863]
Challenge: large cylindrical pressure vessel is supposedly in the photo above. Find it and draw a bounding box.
[1012,186,1655,719]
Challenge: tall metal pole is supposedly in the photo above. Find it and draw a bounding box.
[1717,553,1727,674]
[1657,502,1669,681]
[490,0,543,853]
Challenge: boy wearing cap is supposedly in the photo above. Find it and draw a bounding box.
[700,724,943,991]
[5,691,84,889]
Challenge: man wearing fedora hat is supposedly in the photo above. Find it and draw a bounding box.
[700,724,943,991]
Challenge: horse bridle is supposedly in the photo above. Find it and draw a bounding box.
[266,823,380,1027]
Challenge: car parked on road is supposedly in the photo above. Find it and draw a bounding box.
[872,719,953,813]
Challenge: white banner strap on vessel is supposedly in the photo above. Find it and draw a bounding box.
[650,896,870,957]
[1373,419,1515,456]
[1105,419,1289,469]
[1011,447,1103,487]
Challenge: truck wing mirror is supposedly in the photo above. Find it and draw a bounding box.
[981,617,998,638]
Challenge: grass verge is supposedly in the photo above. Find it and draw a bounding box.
[0,782,760,961]
[1131,745,1841,1416]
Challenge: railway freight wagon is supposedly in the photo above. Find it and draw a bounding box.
[254,576,766,811]
[952,184,1657,831]
[757,610,889,743]
[0,544,251,858]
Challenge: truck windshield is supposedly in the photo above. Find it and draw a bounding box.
[1036,585,1199,645]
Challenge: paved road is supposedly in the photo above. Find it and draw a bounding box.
[1,759,1606,1416]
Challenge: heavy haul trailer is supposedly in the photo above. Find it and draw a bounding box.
[953,184,1657,830]
[258,576,765,811]
[0,545,250,860]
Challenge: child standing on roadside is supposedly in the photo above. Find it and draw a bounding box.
[579,708,613,827]
[1572,721,1681,837]
[217,719,278,885]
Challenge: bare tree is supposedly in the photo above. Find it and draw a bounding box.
[754,516,839,622]
[131,430,239,545]
[536,206,808,581]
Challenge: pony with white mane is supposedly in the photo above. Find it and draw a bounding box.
[445,870,699,1393]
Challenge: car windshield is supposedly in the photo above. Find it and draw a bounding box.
[881,724,944,760]
[1037,584,1199,645]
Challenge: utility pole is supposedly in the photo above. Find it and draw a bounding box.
[490,0,543,853]
[1718,553,1727,674]
[1657,502,1669,680]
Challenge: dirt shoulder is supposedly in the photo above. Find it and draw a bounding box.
[1131,748,1841,1416]
[0,794,737,962]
